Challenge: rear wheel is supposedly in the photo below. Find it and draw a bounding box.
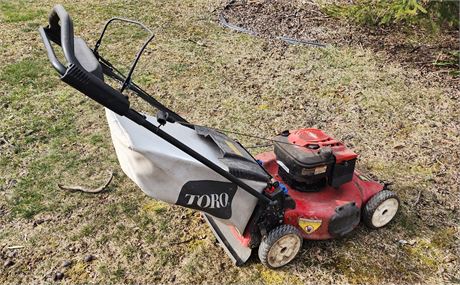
[258,225,303,268]
[363,190,399,229]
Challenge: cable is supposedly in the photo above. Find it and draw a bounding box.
[178,121,297,147]
[245,144,274,149]
[219,0,327,48]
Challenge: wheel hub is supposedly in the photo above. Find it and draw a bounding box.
[371,198,399,227]
[267,234,301,267]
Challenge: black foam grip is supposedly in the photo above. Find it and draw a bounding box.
[61,64,130,116]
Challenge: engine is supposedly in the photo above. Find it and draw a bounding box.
[274,128,357,191]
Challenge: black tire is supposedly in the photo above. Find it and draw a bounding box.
[363,190,399,229]
[258,224,303,269]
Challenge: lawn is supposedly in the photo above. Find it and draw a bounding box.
[0,0,458,283]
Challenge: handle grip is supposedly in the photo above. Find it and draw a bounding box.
[38,4,79,74]
[47,5,78,66]
[39,5,130,116]
[38,27,66,74]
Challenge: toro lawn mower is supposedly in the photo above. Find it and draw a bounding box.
[38,5,400,268]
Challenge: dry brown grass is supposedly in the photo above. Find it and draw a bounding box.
[0,0,459,283]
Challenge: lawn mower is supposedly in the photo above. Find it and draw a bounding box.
[38,5,400,268]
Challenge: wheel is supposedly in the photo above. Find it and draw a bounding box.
[363,190,399,229]
[258,225,303,269]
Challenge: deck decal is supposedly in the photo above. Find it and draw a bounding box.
[298,218,322,234]
[177,180,237,219]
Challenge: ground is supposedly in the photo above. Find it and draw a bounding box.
[0,0,459,284]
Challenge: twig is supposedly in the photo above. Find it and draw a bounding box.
[0,137,13,148]
[7,245,24,250]
[413,189,422,206]
[57,171,113,194]
[187,39,207,47]
[409,46,421,53]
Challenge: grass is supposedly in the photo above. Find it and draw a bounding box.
[0,1,46,23]
[0,0,459,283]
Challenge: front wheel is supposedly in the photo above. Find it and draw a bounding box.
[258,225,303,269]
[363,190,399,229]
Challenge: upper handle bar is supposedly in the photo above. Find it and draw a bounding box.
[38,4,79,74]
[93,17,155,92]
[38,5,130,116]
[47,5,79,66]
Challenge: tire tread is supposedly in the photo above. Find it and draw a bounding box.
[363,190,399,229]
[258,224,303,268]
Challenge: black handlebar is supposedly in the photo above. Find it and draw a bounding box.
[38,27,66,74]
[39,4,130,116]
[48,5,77,64]
[39,4,78,74]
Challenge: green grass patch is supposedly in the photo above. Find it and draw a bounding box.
[404,239,442,270]
[0,59,57,90]
[432,227,458,249]
[10,151,74,218]
[10,188,48,219]
[0,1,46,23]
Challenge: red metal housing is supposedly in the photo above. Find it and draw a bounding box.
[257,151,384,240]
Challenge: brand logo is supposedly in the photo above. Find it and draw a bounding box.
[184,193,229,209]
[176,180,237,219]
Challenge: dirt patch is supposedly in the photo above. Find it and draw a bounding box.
[221,0,459,87]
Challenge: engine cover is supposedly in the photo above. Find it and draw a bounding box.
[274,129,357,191]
